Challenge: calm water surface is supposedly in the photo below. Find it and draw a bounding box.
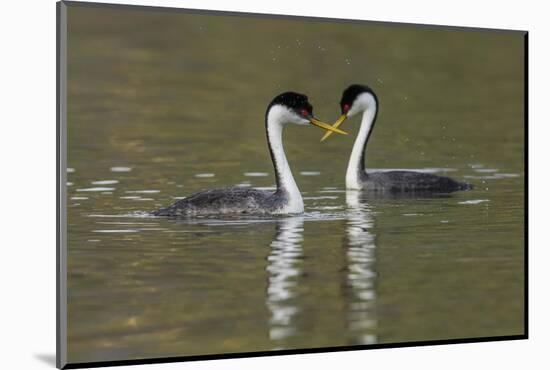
[66,6,525,363]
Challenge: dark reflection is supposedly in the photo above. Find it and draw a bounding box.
[342,190,378,344]
[265,216,305,343]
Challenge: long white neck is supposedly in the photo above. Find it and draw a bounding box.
[346,105,377,190]
[266,106,304,213]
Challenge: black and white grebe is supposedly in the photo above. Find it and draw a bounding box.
[152,92,347,216]
[321,84,472,193]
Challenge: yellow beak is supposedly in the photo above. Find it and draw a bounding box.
[309,117,348,136]
[320,113,348,141]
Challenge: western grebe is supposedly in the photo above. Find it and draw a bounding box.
[321,84,472,193]
[152,92,347,216]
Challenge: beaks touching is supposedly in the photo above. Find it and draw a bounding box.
[320,114,348,141]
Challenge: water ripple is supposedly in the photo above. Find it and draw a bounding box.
[77,187,116,192]
[458,199,490,205]
[92,180,119,185]
[110,167,132,172]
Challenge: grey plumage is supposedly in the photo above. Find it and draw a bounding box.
[359,170,472,193]
[152,187,288,217]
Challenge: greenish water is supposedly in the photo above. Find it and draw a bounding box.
[66,5,525,364]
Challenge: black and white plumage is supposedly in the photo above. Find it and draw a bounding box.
[152,92,346,217]
[322,84,472,193]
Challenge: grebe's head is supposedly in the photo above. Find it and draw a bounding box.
[267,92,347,135]
[321,84,378,142]
[340,84,378,117]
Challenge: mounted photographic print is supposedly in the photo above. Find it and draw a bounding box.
[57,1,527,368]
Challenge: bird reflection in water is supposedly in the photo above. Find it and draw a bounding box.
[265,216,304,343]
[264,197,378,347]
[343,190,378,345]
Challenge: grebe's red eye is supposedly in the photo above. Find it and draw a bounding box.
[343,104,350,113]
[300,109,310,117]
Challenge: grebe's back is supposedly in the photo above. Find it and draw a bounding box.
[152,187,284,216]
